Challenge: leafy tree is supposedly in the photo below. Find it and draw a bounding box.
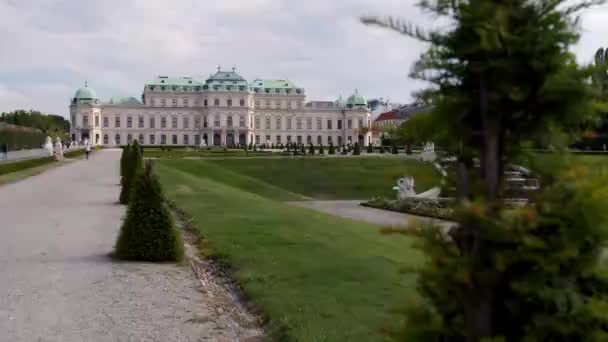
[353,142,361,155]
[363,0,608,340]
[308,143,315,154]
[593,47,608,98]
[328,142,335,155]
[114,160,184,262]
[119,141,142,204]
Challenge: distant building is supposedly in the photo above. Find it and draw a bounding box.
[372,103,433,145]
[69,67,373,147]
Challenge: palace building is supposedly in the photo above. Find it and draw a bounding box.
[69,67,373,147]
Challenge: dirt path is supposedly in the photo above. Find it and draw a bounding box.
[0,149,259,342]
[289,200,454,229]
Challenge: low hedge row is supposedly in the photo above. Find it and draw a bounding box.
[0,156,54,176]
[0,128,46,151]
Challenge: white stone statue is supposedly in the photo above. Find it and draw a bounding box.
[54,137,63,160]
[421,141,436,162]
[393,175,441,200]
[44,136,53,156]
[199,140,207,148]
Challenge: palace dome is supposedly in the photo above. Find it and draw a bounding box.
[346,90,367,107]
[73,82,98,100]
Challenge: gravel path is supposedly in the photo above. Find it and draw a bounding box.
[0,149,260,342]
[289,200,454,229]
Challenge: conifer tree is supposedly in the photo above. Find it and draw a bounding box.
[318,144,324,154]
[391,143,398,154]
[119,140,143,204]
[328,142,335,155]
[353,142,361,155]
[300,143,305,153]
[308,143,315,154]
[114,160,184,262]
[120,144,130,180]
[367,142,373,153]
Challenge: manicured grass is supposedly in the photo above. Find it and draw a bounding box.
[143,148,273,159]
[0,156,54,176]
[156,161,422,341]
[205,157,439,200]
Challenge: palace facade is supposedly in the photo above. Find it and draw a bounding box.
[69,67,373,147]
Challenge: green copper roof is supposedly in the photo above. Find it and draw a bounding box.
[73,83,98,99]
[205,69,249,91]
[346,90,367,106]
[250,79,300,89]
[103,96,142,106]
[145,76,204,87]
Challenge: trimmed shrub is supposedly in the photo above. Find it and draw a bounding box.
[120,144,130,180]
[328,143,335,155]
[380,146,386,154]
[248,141,253,151]
[318,144,324,154]
[353,142,361,155]
[367,143,373,153]
[300,144,305,154]
[119,141,143,204]
[114,160,184,262]
[392,144,398,154]
[308,143,315,154]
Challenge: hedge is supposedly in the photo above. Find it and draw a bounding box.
[0,157,54,176]
[0,126,46,151]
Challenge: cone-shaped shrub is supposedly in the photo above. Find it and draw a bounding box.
[318,144,324,154]
[392,143,398,154]
[367,143,373,153]
[380,146,385,154]
[114,160,184,262]
[329,142,335,155]
[353,142,361,155]
[120,144,130,179]
[300,144,305,153]
[119,140,143,204]
[308,143,315,154]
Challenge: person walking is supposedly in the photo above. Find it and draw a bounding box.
[85,141,91,160]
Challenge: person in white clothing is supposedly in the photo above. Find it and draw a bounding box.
[85,142,91,160]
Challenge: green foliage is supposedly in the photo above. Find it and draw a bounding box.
[593,47,608,99]
[318,144,324,154]
[0,125,46,151]
[328,142,335,155]
[300,144,305,153]
[114,161,184,262]
[353,142,361,155]
[367,143,373,153]
[363,0,607,340]
[380,146,385,154]
[119,141,142,204]
[308,143,315,154]
[391,143,398,154]
[0,156,54,176]
[1,110,69,135]
[119,144,130,180]
[248,141,253,151]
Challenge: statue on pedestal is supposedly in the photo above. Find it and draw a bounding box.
[44,136,53,156]
[54,137,63,161]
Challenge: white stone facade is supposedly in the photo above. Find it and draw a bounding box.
[70,69,373,148]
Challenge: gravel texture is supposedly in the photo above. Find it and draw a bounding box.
[0,149,260,342]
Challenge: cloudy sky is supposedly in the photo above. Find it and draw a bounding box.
[1,0,607,117]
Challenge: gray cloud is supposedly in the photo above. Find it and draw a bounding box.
[0,0,605,116]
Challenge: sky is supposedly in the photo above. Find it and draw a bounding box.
[1,0,607,118]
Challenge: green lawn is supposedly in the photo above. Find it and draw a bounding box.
[143,148,273,159]
[194,157,439,200]
[156,160,423,341]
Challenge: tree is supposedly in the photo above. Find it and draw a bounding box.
[391,143,398,154]
[248,141,253,151]
[119,141,142,205]
[592,47,608,98]
[308,143,315,154]
[114,160,184,262]
[300,143,305,153]
[287,143,291,152]
[367,142,373,153]
[353,142,361,155]
[120,144,130,180]
[363,0,608,340]
[328,142,335,155]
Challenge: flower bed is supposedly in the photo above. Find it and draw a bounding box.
[362,197,455,220]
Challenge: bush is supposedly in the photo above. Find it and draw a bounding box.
[353,142,361,155]
[300,144,305,154]
[392,144,398,154]
[248,141,253,151]
[308,143,315,154]
[120,144,130,180]
[0,156,54,176]
[0,125,46,151]
[380,146,385,154]
[367,143,373,153]
[318,144,324,154]
[114,160,184,262]
[119,141,143,204]
[329,143,335,155]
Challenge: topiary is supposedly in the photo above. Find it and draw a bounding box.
[319,144,324,154]
[308,143,315,154]
[114,160,184,262]
[328,142,335,155]
[380,146,385,154]
[392,143,398,154]
[367,142,373,153]
[120,143,130,180]
[119,140,143,204]
[353,142,361,155]
[300,144,305,153]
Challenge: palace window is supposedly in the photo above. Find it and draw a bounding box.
[150,98,156,106]
[254,116,260,129]
[338,136,343,146]
[255,135,260,144]
[227,99,232,107]
[138,116,144,128]
[287,135,292,143]
[115,117,120,128]
[347,119,352,129]
[183,98,189,106]
[160,98,166,107]
[194,116,201,128]
[103,117,109,128]
[306,135,312,144]
[127,116,133,128]
[255,100,260,108]
[337,120,343,130]
[183,116,189,129]
[161,134,166,144]
[287,118,292,130]
[214,98,219,106]
[297,135,302,144]
[183,134,189,145]
[276,135,281,144]
[239,115,245,128]
[204,116,208,128]
[327,119,333,130]
[138,134,144,144]
[103,134,108,144]
[82,116,89,127]
[348,136,352,144]
[358,119,363,128]
[172,99,177,107]
[317,135,322,145]
[240,99,245,106]
[214,115,220,127]
[95,116,99,127]
[195,99,200,106]
[127,134,133,144]
[172,116,178,129]
[115,134,121,145]
[161,117,167,128]
[150,117,155,129]
[306,118,312,130]
[266,100,270,107]
[227,116,233,127]
[172,134,178,144]
[327,136,333,145]
[265,135,271,144]
[149,134,155,145]
[316,118,322,130]
[194,135,200,145]
[204,99,208,106]
[276,117,281,130]
[296,118,302,130]
[265,117,271,130]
